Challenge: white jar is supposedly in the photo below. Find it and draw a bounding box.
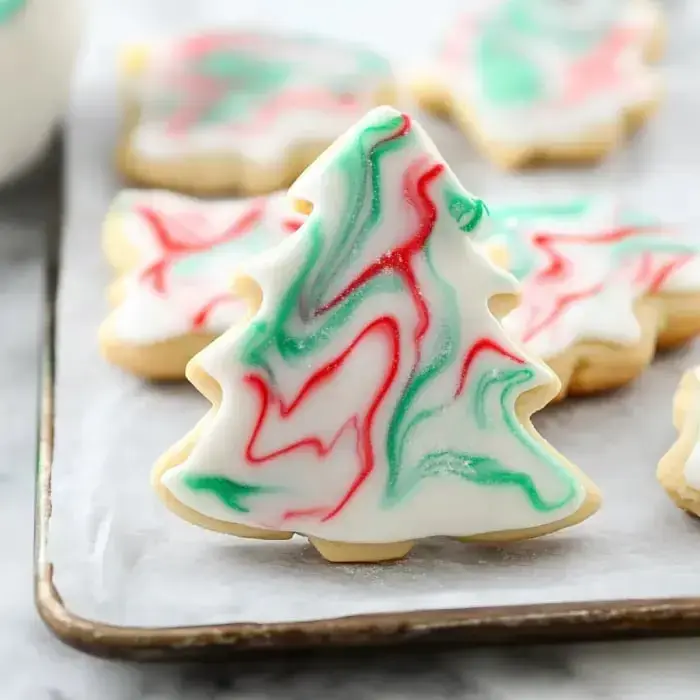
[0,0,82,186]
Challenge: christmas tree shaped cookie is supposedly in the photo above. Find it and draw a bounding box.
[100,190,303,379]
[153,107,600,563]
[484,197,700,399]
[412,0,663,169]
[658,369,700,518]
[117,31,395,195]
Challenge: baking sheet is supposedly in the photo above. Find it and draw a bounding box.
[47,0,700,628]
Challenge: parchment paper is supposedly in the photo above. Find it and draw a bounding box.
[48,0,700,628]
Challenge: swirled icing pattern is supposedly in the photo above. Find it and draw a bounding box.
[159,107,590,543]
[131,31,392,163]
[107,190,302,344]
[484,197,700,359]
[435,0,659,143]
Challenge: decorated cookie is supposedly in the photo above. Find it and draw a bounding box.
[99,190,304,380]
[153,107,600,563]
[483,197,700,399]
[412,0,663,169]
[117,30,395,195]
[658,369,700,518]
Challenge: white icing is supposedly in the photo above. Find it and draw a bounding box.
[130,31,393,164]
[0,0,82,185]
[425,0,660,145]
[107,190,299,344]
[659,255,700,293]
[158,107,590,544]
[490,197,700,359]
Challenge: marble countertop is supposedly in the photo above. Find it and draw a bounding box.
[1,155,699,699]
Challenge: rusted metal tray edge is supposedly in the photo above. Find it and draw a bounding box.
[32,142,700,662]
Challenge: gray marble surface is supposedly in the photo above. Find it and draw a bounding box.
[0,149,699,700]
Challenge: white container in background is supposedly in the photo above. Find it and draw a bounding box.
[0,0,82,186]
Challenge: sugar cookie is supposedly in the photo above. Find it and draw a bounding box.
[117,31,395,195]
[99,190,303,380]
[484,197,700,399]
[658,369,700,518]
[412,0,663,169]
[153,107,600,563]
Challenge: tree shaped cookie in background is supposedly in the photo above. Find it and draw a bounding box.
[99,190,304,380]
[117,31,395,196]
[658,369,700,518]
[153,106,601,564]
[483,197,700,399]
[412,0,663,169]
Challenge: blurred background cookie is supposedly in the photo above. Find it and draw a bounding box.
[117,30,396,195]
[412,0,663,169]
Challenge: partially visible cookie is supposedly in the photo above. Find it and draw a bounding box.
[412,0,663,169]
[658,369,700,518]
[484,196,700,399]
[99,190,303,380]
[117,31,395,195]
